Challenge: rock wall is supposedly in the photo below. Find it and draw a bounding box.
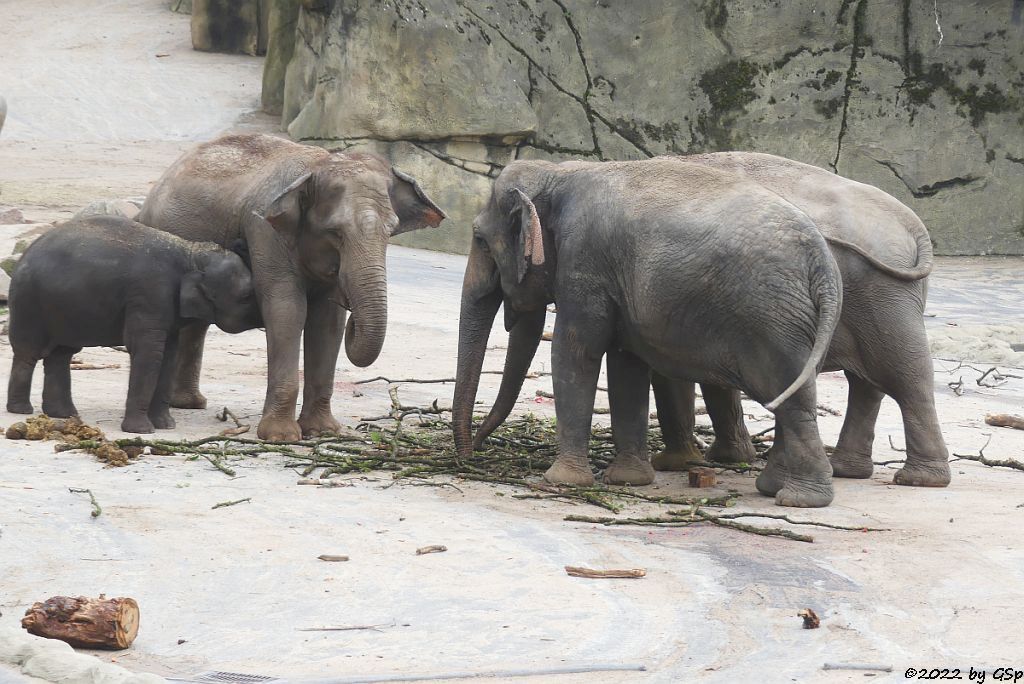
[264,0,1024,255]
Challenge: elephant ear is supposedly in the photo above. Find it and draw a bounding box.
[261,172,313,233]
[509,187,545,284]
[388,168,447,236]
[180,271,216,322]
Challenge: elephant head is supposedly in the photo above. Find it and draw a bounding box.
[181,246,263,335]
[261,152,445,367]
[453,161,560,460]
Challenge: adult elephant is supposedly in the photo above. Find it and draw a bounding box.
[646,152,950,489]
[138,134,445,440]
[454,159,843,507]
[0,96,7,135]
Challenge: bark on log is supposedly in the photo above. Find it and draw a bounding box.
[21,595,139,649]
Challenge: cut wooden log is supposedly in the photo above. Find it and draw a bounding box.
[688,466,717,488]
[21,595,139,649]
[985,414,1024,431]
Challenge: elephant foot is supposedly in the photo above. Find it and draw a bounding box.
[651,440,702,472]
[298,410,342,438]
[170,389,207,410]
[121,414,155,434]
[42,401,79,419]
[258,415,302,442]
[893,460,951,487]
[830,449,874,479]
[755,450,787,497]
[604,454,655,486]
[544,455,595,487]
[149,410,176,430]
[775,477,834,508]
[7,400,34,415]
[705,438,756,465]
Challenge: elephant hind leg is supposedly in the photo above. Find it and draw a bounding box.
[830,371,883,479]
[169,322,209,409]
[650,374,703,472]
[7,355,38,414]
[702,384,756,464]
[41,346,81,418]
[746,369,833,507]
[888,357,950,488]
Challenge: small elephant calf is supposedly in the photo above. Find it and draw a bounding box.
[6,216,261,433]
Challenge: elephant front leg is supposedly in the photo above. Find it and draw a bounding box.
[650,374,703,471]
[257,286,308,441]
[169,322,210,409]
[123,329,169,434]
[545,315,609,487]
[604,350,655,485]
[297,289,344,437]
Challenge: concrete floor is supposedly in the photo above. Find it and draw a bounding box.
[2,1,1024,682]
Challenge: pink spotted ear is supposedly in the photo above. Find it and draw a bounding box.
[510,188,544,283]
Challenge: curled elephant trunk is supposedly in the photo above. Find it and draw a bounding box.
[344,263,388,367]
[471,308,546,450]
[452,244,502,460]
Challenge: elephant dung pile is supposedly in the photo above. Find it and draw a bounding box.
[5,415,136,466]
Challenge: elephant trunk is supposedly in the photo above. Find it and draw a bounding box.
[452,244,502,460]
[344,260,388,368]
[472,308,546,450]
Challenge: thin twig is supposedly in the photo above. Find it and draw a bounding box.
[211,497,251,510]
[69,487,101,518]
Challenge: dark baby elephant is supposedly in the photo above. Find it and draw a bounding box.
[138,134,445,441]
[644,152,950,490]
[6,216,261,433]
[453,159,843,508]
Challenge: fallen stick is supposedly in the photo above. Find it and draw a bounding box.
[565,566,646,579]
[70,362,121,370]
[985,413,1024,430]
[202,453,236,477]
[822,663,893,672]
[216,406,250,436]
[296,623,392,632]
[69,487,101,518]
[296,478,351,487]
[355,376,456,385]
[416,544,447,555]
[211,497,251,510]
[318,554,350,562]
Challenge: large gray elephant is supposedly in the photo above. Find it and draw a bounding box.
[645,152,950,489]
[138,134,445,440]
[454,159,843,508]
[0,96,7,135]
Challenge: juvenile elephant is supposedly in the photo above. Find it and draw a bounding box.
[138,134,445,441]
[453,159,843,508]
[6,216,261,433]
[644,152,950,490]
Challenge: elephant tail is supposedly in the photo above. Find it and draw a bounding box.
[824,230,933,281]
[764,234,843,413]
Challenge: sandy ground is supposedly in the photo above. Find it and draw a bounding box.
[2,2,1024,683]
